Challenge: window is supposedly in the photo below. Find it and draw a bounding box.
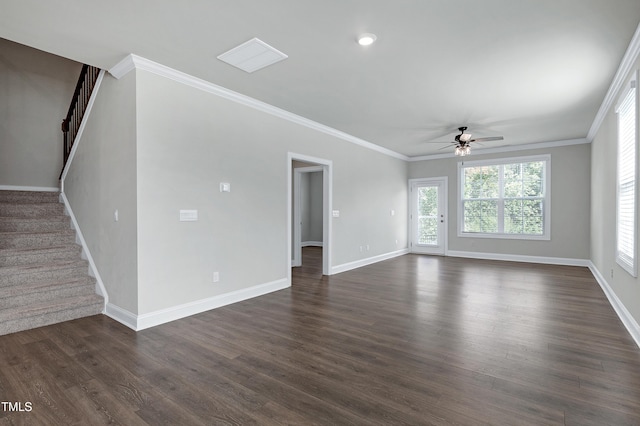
[616,75,638,277]
[459,155,550,240]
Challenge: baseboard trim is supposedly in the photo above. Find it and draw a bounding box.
[0,185,59,192]
[119,278,290,331]
[105,303,138,330]
[59,192,109,310]
[332,249,410,275]
[446,250,590,267]
[588,262,640,349]
[301,241,323,248]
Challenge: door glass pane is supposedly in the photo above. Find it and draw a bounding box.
[418,186,438,245]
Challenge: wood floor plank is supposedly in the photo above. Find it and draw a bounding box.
[1,248,640,424]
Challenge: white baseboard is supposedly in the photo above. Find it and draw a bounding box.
[107,278,290,331]
[105,303,138,330]
[301,241,323,247]
[588,262,640,349]
[0,185,59,192]
[332,249,410,275]
[59,192,109,309]
[446,250,590,267]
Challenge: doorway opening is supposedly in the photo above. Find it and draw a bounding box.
[287,153,332,282]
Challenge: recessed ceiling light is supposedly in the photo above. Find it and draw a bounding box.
[357,33,377,46]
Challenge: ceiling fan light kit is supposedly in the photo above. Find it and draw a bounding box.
[455,145,471,156]
[429,126,504,156]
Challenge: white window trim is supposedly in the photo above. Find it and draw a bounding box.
[457,154,551,240]
[615,71,638,277]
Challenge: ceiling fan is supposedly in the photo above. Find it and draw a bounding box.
[434,126,504,156]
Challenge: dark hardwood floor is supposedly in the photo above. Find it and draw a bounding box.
[2,247,640,425]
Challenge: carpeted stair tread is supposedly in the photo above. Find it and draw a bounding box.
[0,216,70,232]
[0,259,89,287]
[0,229,76,249]
[0,190,60,204]
[0,278,96,309]
[0,202,65,218]
[0,295,103,336]
[0,245,82,267]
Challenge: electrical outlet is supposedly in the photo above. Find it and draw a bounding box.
[213,272,220,282]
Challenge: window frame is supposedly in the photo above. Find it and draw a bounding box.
[457,154,551,240]
[615,72,638,277]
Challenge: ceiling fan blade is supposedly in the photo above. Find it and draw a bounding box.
[470,136,504,143]
[423,141,455,144]
[437,144,455,151]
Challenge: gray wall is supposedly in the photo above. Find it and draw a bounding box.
[591,54,640,326]
[64,72,139,313]
[409,143,591,260]
[134,69,407,314]
[301,171,323,243]
[0,38,81,188]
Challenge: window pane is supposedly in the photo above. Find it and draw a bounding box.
[418,187,438,245]
[505,199,543,235]
[503,164,522,198]
[418,187,437,217]
[419,217,438,245]
[464,200,497,233]
[464,166,499,199]
[617,83,636,275]
[523,162,544,197]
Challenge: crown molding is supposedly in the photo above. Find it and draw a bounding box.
[108,54,409,161]
[407,138,588,162]
[587,22,640,142]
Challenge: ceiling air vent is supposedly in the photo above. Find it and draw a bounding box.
[217,38,288,73]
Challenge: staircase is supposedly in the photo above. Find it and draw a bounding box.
[0,190,103,335]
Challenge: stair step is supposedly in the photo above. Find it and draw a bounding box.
[0,230,76,249]
[0,190,60,204]
[0,260,89,287]
[0,216,70,232]
[0,278,96,309]
[0,246,82,267]
[0,202,65,218]
[0,294,103,336]
[0,191,103,335]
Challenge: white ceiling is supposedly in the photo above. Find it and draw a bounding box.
[2,0,640,158]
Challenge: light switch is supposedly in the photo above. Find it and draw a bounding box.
[332,210,340,218]
[179,210,198,221]
[220,182,231,193]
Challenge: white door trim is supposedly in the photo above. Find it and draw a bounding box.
[409,177,448,255]
[287,153,333,282]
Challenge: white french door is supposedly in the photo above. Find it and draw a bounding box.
[409,178,447,255]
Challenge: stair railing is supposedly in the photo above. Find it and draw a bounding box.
[60,64,101,176]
